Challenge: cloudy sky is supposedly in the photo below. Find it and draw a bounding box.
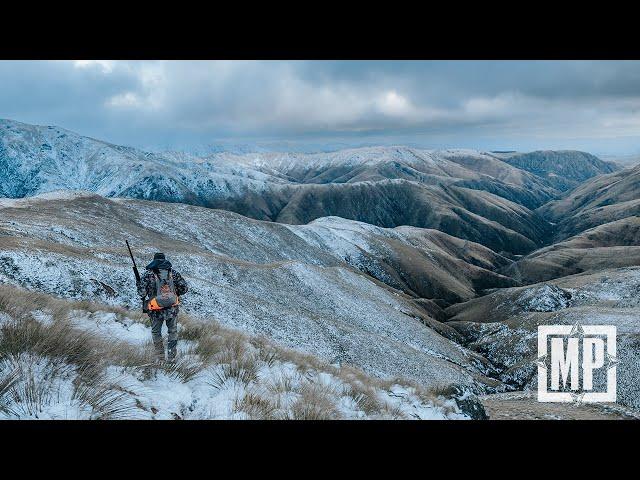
[2,60,640,155]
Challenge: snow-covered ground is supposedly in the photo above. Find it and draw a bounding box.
[0,288,474,420]
[0,192,500,394]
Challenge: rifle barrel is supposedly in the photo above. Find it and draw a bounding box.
[126,240,141,283]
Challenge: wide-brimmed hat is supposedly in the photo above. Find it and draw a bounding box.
[146,253,172,271]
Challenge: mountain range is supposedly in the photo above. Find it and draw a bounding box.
[1,118,639,418]
[0,119,620,255]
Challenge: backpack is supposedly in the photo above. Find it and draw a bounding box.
[147,269,180,311]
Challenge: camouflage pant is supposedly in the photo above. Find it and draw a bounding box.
[149,307,179,360]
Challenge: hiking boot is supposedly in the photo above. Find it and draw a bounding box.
[168,347,177,362]
[153,339,165,362]
[167,340,178,361]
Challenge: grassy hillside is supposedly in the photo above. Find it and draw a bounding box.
[0,285,481,420]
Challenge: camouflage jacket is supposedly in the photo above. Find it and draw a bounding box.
[137,269,189,300]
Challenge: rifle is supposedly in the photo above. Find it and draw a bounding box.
[126,240,147,312]
[126,240,141,283]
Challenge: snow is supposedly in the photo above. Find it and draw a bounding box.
[0,119,535,205]
[0,353,90,420]
[69,310,150,345]
[0,196,489,392]
[0,307,469,420]
[515,284,572,312]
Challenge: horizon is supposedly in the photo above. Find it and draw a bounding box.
[2,116,636,160]
[3,60,640,157]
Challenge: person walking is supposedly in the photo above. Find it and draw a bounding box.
[136,253,189,361]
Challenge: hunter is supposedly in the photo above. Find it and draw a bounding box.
[137,253,189,361]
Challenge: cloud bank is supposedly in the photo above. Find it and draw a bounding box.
[2,60,640,154]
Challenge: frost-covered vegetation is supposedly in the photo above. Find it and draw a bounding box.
[0,286,475,420]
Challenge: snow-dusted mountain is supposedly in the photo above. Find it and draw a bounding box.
[0,119,283,202]
[495,150,618,191]
[0,118,618,255]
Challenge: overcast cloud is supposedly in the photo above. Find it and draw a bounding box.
[2,60,640,155]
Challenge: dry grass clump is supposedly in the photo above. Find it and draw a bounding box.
[178,318,213,342]
[0,367,19,414]
[379,402,409,420]
[196,331,249,366]
[264,372,300,397]
[208,353,260,390]
[0,317,99,370]
[104,341,155,369]
[159,356,204,383]
[286,383,342,420]
[345,383,383,415]
[0,354,71,418]
[0,352,135,419]
[0,285,130,325]
[270,343,338,376]
[178,323,208,342]
[233,388,280,420]
[70,369,135,420]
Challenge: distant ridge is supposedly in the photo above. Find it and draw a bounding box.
[0,118,617,254]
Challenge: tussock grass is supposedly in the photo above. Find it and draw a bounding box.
[0,354,68,418]
[287,383,341,420]
[71,372,135,420]
[265,373,299,396]
[233,388,280,420]
[0,285,130,324]
[0,353,135,419]
[158,356,204,383]
[0,318,100,374]
[380,402,408,420]
[345,383,383,415]
[0,284,458,420]
[0,366,19,412]
[208,354,259,390]
[178,321,210,342]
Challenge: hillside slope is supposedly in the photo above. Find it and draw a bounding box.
[539,163,640,239]
[0,192,505,392]
[503,216,640,283]
[496,150,619,192]
[0,285,479,420]
[444,267,640,410]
